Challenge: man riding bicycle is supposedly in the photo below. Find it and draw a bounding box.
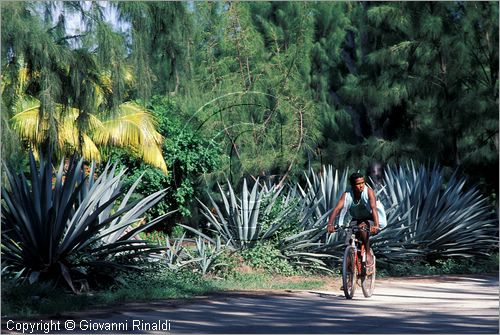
[326,172,380,273]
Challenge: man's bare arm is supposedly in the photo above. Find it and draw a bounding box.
[327,193,346,232]
[368,188,380,232]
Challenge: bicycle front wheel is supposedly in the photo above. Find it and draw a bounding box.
[361,249,376,298]
[342,246,357,299]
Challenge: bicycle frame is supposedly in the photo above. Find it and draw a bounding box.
[347,228,366,277]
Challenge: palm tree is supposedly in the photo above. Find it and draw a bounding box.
[10,97,168,173]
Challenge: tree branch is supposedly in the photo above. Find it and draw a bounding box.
[57,34,88,44]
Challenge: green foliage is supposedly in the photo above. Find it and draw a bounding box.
[107,95,222,221]
[139,230,169,245]
[1,151,171,292]
[149,96,222,177]
[1,1,499,198]
[241,242,300,276]
[210,249,242,279]
[170,225,185,239]
[182,1,321,184]
[2,1,498,197]
[148,95,223,218]
[1,2,136,162]
[330,1,499,199]
[116,2,193,98]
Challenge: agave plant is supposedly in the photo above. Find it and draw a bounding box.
[188,235,226,276]
[278,226,334,272]
[1,152,172,292]
[195,177,334,270]
[160,229,227,276]
[163,233,189,271]
[197,179,291,250]
[371,162,499,262]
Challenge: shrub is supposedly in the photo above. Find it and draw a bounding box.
[241,242,301,276]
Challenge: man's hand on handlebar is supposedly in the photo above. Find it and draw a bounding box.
[327,224,341,233]
[370,225,379,234]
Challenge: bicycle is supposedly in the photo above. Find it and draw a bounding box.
[334,224,376,299]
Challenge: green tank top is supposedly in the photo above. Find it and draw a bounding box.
[348,197,372,220]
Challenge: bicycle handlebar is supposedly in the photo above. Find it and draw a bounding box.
[332,225,370,233]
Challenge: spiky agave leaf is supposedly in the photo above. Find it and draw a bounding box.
[287,165,350,255]
[163,233,189,270]
[254,183,296,241]
[1,151,170,291]
[196,184,237,249]
[279,235,333,272]
[302,165,349,224]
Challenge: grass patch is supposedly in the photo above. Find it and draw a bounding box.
[207,272,328,291]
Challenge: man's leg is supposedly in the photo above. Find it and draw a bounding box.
[357,221,373,266]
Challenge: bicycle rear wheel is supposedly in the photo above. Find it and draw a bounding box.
[342,246,357,299]
[361,249,376,298]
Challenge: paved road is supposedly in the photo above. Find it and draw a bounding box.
[3,275,498,334]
